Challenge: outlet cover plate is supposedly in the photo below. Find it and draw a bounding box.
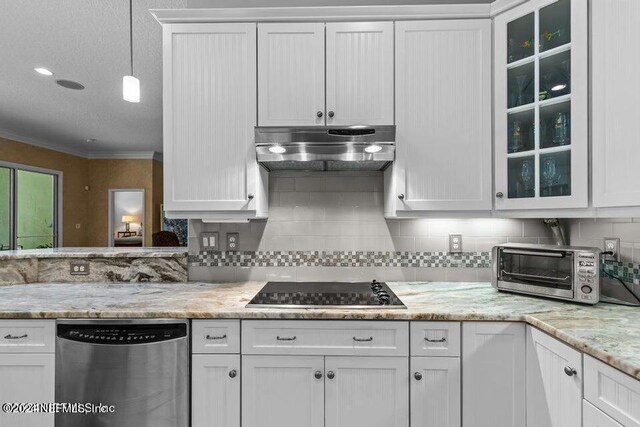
[449,234,463,253]
[604,237,620,262]
[226,233,240,251]
[70,260,90,275]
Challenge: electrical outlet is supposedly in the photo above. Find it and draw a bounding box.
[200,232,219,250]
[449,234,463,253]
[226,233,240,251]
[604,237,620,262]
[70,260,90,275]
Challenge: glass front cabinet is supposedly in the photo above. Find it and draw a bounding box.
[494,0,588,210]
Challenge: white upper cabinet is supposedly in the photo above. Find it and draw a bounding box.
[163,23,267,219]
[494,0,588,210]
[592,0,640,207]
[258,23,326,126]
[526,326,582,427]
[325,22,394,126]
[386,19,492,214]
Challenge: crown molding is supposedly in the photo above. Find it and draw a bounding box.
[151,3,493,24]
[490,0,528,17]
[87,151,163,162]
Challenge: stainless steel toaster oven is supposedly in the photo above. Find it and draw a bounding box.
[492,243,601,304]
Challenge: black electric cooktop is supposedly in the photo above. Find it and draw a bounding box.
[246,280,406,309]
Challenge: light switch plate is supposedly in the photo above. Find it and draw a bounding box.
[200,232,219,250]
[449,234,463,253]
[604,237,620,262]
[70,260,90,275]
[226,233,240,251]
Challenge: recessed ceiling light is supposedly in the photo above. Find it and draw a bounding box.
[34,67,53,76]
[551,83,567,92]
[364,144,383,153]
[56,79,85,90]
[268,145,286,154]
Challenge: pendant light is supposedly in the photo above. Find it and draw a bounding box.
[123,0,140,103]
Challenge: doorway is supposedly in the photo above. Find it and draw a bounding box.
[0,162,61,250]
[108,189,145,247]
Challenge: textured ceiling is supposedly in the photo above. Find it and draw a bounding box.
[0,0,185,156]
[0,0,490,156]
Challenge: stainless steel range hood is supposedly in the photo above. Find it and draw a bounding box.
[255,125,395,171]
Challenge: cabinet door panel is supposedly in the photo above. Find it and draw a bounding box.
[192,354,240,427]
[462,322,525,427]
[592,0,640,207]
[258,23,325,126]
[526,326,582,427]
[392,20,492,212]
[325,356,408,427]
[583,400,623,427]
[164,23,260,213]
[0,354,54,427]
[325,22,394,126]
[242,355,324,427]
[411,357,460,427]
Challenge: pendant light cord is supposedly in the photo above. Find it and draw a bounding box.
[129,0,133,76]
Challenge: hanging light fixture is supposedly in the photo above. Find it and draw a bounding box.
[122,0,140,103]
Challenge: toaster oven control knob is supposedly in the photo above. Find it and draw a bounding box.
[581,285,593,294]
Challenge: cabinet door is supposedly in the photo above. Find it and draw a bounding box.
[192,354,240,427]
[411,357,460,427]
[592,0,640,207]
[325,22,394,126]
[494,0,588,210]
[163,23,265,216]
[0,354,54,427]
[242,355,324,427]
[526,326,582,427]
[389,20,492,213]
[462,322,525,427]
[258,23,325,126]
[325,356,408,427]
[583,400,623,427]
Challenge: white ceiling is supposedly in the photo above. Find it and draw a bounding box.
[0,0,491,157]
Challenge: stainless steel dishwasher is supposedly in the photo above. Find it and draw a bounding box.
[55,319,189,427]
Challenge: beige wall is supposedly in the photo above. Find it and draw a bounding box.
[0,137,162,247]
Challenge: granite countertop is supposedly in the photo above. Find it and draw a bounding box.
[0,247,188,259]
[0,281,637,380]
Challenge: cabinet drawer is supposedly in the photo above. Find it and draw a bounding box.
[242,320,408,356]
[192,320,240,354]
[410,321,460,357]
[0,320,54,353]
[584,355,640,427]
[583,400,623,427]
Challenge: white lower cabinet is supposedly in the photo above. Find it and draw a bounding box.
[325,356,408,427]
[526,326,582,427]
[191,354,240,427]
[583,400,623,427]
[0,353,54,427]
[462,322,525,427]
[411,356,460,427]
[242,355,325,427]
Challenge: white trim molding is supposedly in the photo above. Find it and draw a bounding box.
[88,151,163,161]
[150,4,493,24]
[0,128,87,158]
[490,0,529,17]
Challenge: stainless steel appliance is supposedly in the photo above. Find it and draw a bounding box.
[247,280,406,309]
[492,243,601,304]
[255,125,395,171]
[55,319,189,427]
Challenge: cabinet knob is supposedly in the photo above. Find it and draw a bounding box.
[327,371,335,379]
[398,194,405,200]
[229,369,237,378]
[314,370,323,379]
[564,366,577,377]
[248,193,254,200]
[496,192,504,198]
[316,111,323,118]
[328,111,335,118]
[414,372,423,381]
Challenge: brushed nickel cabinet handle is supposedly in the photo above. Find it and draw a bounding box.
[353,336,374,342]
[206,334,227,340]
[248,194,254,200]
[564,366,577,377]
[327,371,335,379]
[424,337,447,343]
[276,336,296,341]
[496,192,504,198]
[328,111,335,118]
[4,334,28,340]
[414,372,423,381]
[398,194,405,200]
[229,369,237,378]
[317,111,323,118]
[314,370,323,379]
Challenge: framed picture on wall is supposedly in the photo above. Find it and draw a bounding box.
[160,204,188,246]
